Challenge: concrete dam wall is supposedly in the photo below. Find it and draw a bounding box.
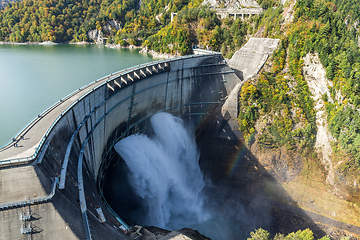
[0,53,242,239]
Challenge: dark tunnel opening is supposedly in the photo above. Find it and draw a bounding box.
[101,154,144,226]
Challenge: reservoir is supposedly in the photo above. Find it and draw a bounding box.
[0,44,152,145]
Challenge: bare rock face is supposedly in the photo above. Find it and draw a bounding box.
[93,20,121,35]
[103,19,122,33]
[129,226,211,240]
[303,53,336,186]
[87,29,104,44]
[103,24,112,33]
[108,19,122,31]
[249,142,303,183]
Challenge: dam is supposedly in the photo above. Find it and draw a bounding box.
[2,39,359,240]
[0,52,243,239]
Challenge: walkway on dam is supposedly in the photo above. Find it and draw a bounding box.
[0,64,144,164]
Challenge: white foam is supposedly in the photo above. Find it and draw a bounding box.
[114,112,209,229]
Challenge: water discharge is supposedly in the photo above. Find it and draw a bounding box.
[114,112,210,229]
[114,112,270,239]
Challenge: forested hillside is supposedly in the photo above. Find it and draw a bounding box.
[0,0,17,9]
[0,0,254,56]
[0,0,195,43]
[238,0,360,175]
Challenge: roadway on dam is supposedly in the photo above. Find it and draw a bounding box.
[1,52,235,240]
[0,64,149,164]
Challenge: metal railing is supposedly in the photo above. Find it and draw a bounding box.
[0,177,58,210]
[36,53,224,237]
[192,48,223,55]
[0,53,222,167]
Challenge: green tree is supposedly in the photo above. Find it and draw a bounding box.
[248,228,270,240]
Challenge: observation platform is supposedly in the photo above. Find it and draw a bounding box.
[215,7,263,20]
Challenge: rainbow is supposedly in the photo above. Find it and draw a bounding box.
[226,133,255,177]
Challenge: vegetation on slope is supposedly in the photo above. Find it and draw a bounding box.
[0,0,110,42]
[238,0,360,174]
[0,0,194,43]
[292,0,360,169]
[238,36,317,152]
[0,0,16,9]
[247,228,353,240]
[144,7,249,57]
[0,0,252,56]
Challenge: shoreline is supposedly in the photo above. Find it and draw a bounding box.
[0,41,64,45]
[0,41,178,60]
[0,41,139,48]
[105,43,142,50]
[0,41,91,45]
[139,46,177,59]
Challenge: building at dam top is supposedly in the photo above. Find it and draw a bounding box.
[215,7,263,20]
[202,0,263,19]
[0,38,280,240]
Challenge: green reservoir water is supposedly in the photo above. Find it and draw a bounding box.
[0,44,153,146]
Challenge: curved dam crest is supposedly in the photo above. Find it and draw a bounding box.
[0,53,241,239]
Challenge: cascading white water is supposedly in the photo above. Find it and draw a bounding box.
[112,112,272,239]
[114,112,209,229]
